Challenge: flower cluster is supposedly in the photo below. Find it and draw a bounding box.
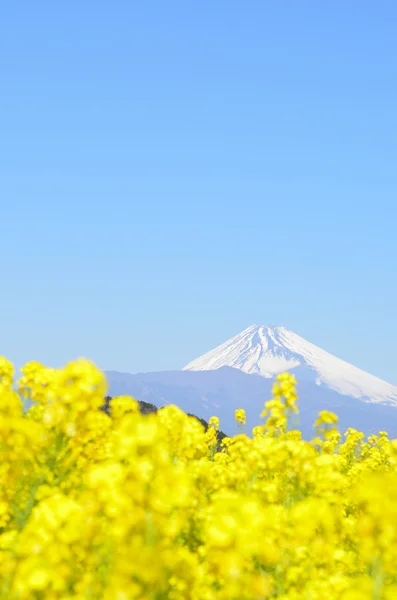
[0,360,397,599]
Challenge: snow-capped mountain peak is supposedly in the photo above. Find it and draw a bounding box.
[182,325,397,406]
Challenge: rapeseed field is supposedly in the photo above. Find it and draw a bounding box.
[0,357,396,599]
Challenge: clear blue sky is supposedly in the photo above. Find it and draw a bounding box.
[1,1,396,384]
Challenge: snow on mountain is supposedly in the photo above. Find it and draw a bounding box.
[183,325,397,406]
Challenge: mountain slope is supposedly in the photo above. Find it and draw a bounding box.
[183,325,397,405]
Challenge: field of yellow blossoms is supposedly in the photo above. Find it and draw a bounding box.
[1,357,397,599]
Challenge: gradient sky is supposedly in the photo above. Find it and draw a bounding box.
[1,1,396,384]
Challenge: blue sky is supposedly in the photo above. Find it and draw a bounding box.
[1,1,396,384]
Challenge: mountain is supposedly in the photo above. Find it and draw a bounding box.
[183,325,397,406]
[106,325,397,437]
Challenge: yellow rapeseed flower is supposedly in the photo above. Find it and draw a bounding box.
[234,408,246,424]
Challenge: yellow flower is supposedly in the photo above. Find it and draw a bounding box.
[234,409,246,424]
[314,410,339,427]
[0,356,14,390]
[209,416,219,430]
